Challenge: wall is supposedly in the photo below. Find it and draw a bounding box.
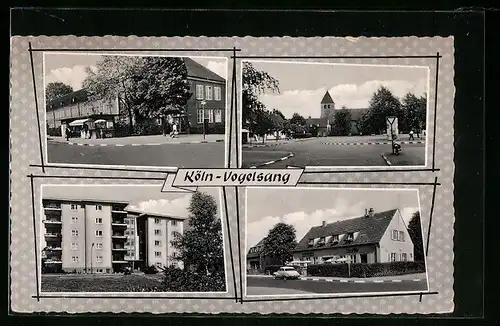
[186,79,226,131]
[85,203,113,273]
[61,202,85,272]
[293,244,378,265]
[379,211,415,263]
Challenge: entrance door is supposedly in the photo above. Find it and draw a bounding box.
[360,254,368,263]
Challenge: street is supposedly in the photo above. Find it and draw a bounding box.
[47,139,225,168]
[242,135,425,168]
[246,275,428,296]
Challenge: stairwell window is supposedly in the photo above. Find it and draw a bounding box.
[71,217,78,224]
[70,204,78,211]
[72,256,79,263]
[95,243,102,250]
[154,218,161,224]
[96,255,103,263]
[155,240,161,247]
[71,243,78,250]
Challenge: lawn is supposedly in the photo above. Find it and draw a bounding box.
[41,274,164,292]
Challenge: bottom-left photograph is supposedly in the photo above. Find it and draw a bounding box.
[39,184,228,293]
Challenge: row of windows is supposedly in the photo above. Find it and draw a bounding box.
[154,218,178,226]
[391,230,406,242]
[70,204,103,211]
[195,85,222,101]
[308,233,354,247]
[71,242,103,250]
[196,108,223,124]
[154,229,177,237]
[70,216,105,224]
[389,252,411,262]
[70,230,103,237]
[71,255,104,263]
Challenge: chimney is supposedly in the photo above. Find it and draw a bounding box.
[322,221,327,227]
[368,208,375,217]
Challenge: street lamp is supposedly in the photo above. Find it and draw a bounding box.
[200,100,207,140]
[90,243,95,274]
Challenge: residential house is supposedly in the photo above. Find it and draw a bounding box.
[292,208,414,265]
[306,117,331,137]
[246,237,266,271]
[319,91,369,136]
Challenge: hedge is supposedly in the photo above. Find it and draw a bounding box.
[160,266,226,292]
[189,124,225,135]
[307,261,426,278]
[293,133,313,139]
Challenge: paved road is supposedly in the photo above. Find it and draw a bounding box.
[242,137,425,168]
[246,276,428,295]
[47,142,225,168]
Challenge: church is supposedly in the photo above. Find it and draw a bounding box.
[317,91,368,136]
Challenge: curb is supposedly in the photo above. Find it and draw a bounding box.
[243,138,314,149]
[54,139,224,147]
[298,277,423,283]
[250,153,294,169]
[320,141,424,146]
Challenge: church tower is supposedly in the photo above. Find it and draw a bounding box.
[320,91,335,119]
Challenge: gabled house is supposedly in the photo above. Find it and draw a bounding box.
[306,117,331,137]
[292,208,414,265]
[246,237,266,271]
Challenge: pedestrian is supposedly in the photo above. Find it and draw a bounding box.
[409,130,415,140]
[65,127,70,141]
[172,122,178,138]
[416,129,420,139]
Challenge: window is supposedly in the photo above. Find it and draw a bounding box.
[197,109,204,124]
[349,254,357,263]
[196,85,204,100]
[155,251,161,257]
[95,217,103,224]
[96,255,103,263]
[71,243,78,250]
[171,220,177,226]
[214,86,221,101]
[70,204,78,210]
[156,262,163,268]
[95,243,102,250]
[154,218,161,224]
[97,268,104,273]
[155,240,161,247]
[72,256,79,263]
[171,231,177,238]
[307,239,314,247]
[392,230,399,240]
[401,253,408,261]
[96,205,102,211]
[399,231,405,242]
[214,109,222,123]
[390,253,397,262]
[95,230,103,237]
[346,232,354,241]
[205,86,213,100]
[128,251,134,257]
[331,235,339,242]
[206,109,213,123]
[71,229,78,237]
[410,253,413,259]
[324,105,327,109]
[71,217,78,224]
[318,237,326,246]
[328,104,331,108]
[154,229,161,235]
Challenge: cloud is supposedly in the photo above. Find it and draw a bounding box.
[399,207,420,225]
[45,65,95,91]
[259,78,428,119]
[126,195,191,218]
[205,60,227,79]
[247,198,367,248]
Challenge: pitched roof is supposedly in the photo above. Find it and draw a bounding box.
[321,91,334,104]
[46,89,90,111]
[183,57,225,83]
[345,108,369,121]
[294,209,398,251]
[306,117,330,127]
[247,237,266,258]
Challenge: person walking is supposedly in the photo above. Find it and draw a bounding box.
[65,126,70,141]
[409,130,415,141]
[171,122,178,138]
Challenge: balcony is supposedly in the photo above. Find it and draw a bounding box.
[43,219,62,225]
[112,246,128,251]
[112,233,127,239]
[111,220,127,227]
[44,233,62,238]
[44,259,62,264]
[45,246,62,251]
[43,202,62,210]
[111,210,127,214]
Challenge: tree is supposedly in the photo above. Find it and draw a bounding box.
[253,108,275,143]
[408,211,425,262]
[269,109,285,140]
[289,112,306,126]
[401,92,427,133]
[262,223,297,265]
[331,107,353,136]
[83,56,144,134]
[242,62,280,134]
[362,86,403,134]
[170,191,225,276]
[131,57,192,122]
[416,93,428,131]
[45,82,73,102]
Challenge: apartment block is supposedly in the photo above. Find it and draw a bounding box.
[42,198,186,274]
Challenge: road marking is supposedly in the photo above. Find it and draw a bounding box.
[321,141,424,146]
[381,154,393,166]
[373,280,384,283]
[392,280,402,283]
[250,153,294,169]
[413,279,422,282]
[312,278,319,281]
[340,280,348,283]
[99,144,107,147]
[116,144,125,147]
[131,144,141,146]
[146,143,162,146]
[354,280,365,283]
[56,140,224,147]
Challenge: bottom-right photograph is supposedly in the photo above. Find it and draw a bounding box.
[245,187,429,297]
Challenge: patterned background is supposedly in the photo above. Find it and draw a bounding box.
[10,36,454,314]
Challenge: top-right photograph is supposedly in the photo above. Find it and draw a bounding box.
[241,60,430,169]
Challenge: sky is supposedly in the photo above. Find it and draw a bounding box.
[42,185,220,218]
[44,53,227,91]
[246,60,429,119]
[246,188,420,248]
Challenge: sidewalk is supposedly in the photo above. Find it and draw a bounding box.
[248,273,427,283]
[243,138,314,148]
[48,134,225,146]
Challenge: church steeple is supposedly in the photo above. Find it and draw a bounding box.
[320,91,335,119]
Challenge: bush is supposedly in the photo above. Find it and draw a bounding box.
[134,120,163,136]
[307,261,426,278]
[160,266,226,292]
[293,132,312,139]
[143,265,158,274]
[47,127,62,137]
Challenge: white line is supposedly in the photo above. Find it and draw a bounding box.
[381,154,393,166]
[354,280,365,283]
[116,144,125,147]
[373,280,384,283]
[146,143,162,146]
[131,144,141,146]
[413,279,422,282]
[312,278,319,281]
[99,144,107,147]
[392,280,402,283]
[339,280,348,283]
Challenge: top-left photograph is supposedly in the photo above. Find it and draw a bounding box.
[44,53,228,169]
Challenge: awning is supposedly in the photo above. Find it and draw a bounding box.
[94,119,107,123]
[69,118,91,126]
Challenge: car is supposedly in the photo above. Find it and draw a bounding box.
[273,266,301,280]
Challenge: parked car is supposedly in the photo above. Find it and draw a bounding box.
[273,266,301,280]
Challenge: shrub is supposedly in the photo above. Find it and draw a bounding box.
[143,265,158,274]
[134,120,163,136]
[47,127,62,137]
[294,132,312,139]
[160,266,226,292]
[307,261,426,278]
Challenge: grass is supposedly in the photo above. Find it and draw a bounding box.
[41,274,164,292]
